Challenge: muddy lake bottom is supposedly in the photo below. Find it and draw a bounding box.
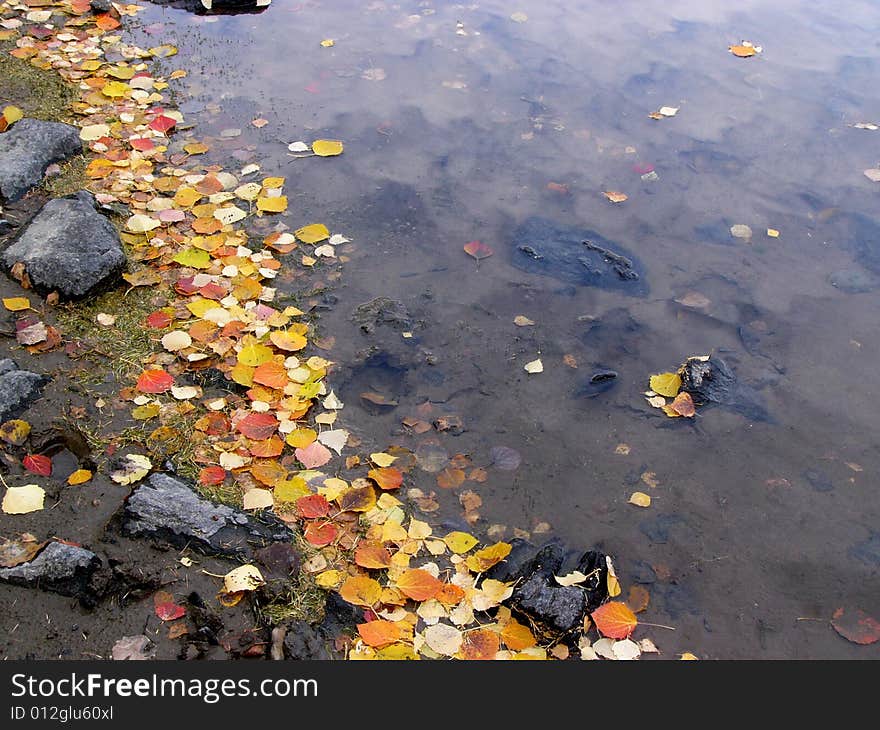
[2,0,880,659]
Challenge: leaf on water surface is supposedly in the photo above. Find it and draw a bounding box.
[649,372,681,398]
[312,139,344,156]
[628,491,652,508]
[592,601,639,639]
[831,607,880,645]
[489,446,521,471]
[524,358,543,374]
[223,565,265,593]
[603,191,628,203]
[463,240,493,260]
[863,169,880,182]
[339,575,382,607]
[0,534,46,567]
[513,315,535,326]
[729,44,758,57]
[668,391,695,417]
[627,585,651,614]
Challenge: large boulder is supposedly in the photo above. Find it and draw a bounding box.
[1,191,125,299]
[0,118,81,202]
[122,473,295,558]
[0,358,47,422]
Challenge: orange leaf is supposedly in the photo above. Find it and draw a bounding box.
[435,583,466,606]
[296,494,330,519]
[303,521,338,547]
[269,330,307,352]
[249,436,284,458]
[627,585,651,614]
[465,542,512,572]
[252,361,288,389]
[250,460,286,486]
[236,412,278,439]
[463,240,493,260]
[461,628,501,659]
[355,542,392,569]
[368,467,403,491]
[396,569,443,601]
[136,369,174,394]
[339,575,382,607]
[591,601,639,639]
[436,466,465,489]
[669,391,695,417]
[500,619,536,650]
[357,620,402,648]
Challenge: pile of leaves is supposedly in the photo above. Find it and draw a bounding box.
[644,355,711,419]
[0,0,676,660]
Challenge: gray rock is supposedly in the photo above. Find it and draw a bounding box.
[0,542,100,598]
[353,297,413,334]
[122,473,294,558]
[1,191,125,299]
[89,0,114,12]
[514,572,587,633]
[0,358,47,422]
[0,118,81,201]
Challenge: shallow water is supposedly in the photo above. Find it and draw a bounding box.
[136,0,880,658]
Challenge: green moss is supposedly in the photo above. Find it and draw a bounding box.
[41,154,87,197]
[0,53,77,123]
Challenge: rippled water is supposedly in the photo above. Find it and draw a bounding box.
[135,0,880,658]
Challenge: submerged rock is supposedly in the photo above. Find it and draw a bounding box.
[122,473,294,558]
[487,538,608,634]
[679,355,770,422]
[0,541,100,599]
[2,191,125,299]
[0,358,47,422]
[0,118,81,202]
[511,217,646,294]
[353,297,413,334]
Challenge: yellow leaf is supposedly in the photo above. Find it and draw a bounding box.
[237,341,274,366]
[101,80,130,98]
[132,403,161,420]
[173,248,211,269]
[312,139,344,156]
[729,44,757,57]
[223,564,264,593]
[2,484,45,514]
[628,491,652,507]
[320,39,335,47]
[339,575,382,607]
[465,542,512,572]
[173,187,202,207]
[256,196,288,213]
[680,652,700,660]
[274,477,310,502]
[443,531,479,554]
[0,419,31,445]
[295,223,330,244]
[649,372,681,397]
[370,452,396,467]
[186,298,215,318]
[183,142,209,155]
[67,469,93,485]
[2,105,24,124]
[767,228,780,238]
[261,177,285,189]
[315,569,346,588]
[3,297,31,312]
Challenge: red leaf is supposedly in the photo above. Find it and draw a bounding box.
[149,114,176,134]
[155,601,186,621]
[236,412,279,440]
[130,137,155,151]
[832,607,880,645]
[463,240,493,260]
[296,494,330,519]
[303,521,338,547]
[145,310,173,329]
[136,369,174,393]
[23,454,52,477]
[591,601,639,639]
[198,466,227,486]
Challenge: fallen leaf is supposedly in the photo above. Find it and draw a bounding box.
[649,372,681,397]
[22,454,51,477]
[524,358,543,374]
[767,228,780,238]
[295,441,333,469]
[627,585,651,613]
[0,419,31,446]
[500,619,536,650]
[465,542,512,572]
[831,607,880,645]
[0,534,46,568]
[628,491,652,507]
[368,467,403,490]
[320,39,335,48]
[554,570,588,587]
[514,315,535,326]
[675,292,711,309]
[2,484,45,514]
[729,44,757,57]
[3,297,31,312]
[863,169,880,182]
[67,469,93,485]
[423,623,463,656]
[592,601,638,639]
[397,569,443,601]
[668,391,695,417]
[223,564,265,593]
[339,575,382,607]
[109,454,152,485]
[136,369,174,394]
[563,354,578,368]
[603,191,628,203]
[303,521,338,547]
[312,139,344,156]
[612,638,641,660]
[463,240,493,260]
[443,531,479,554]
[358,620,401,648]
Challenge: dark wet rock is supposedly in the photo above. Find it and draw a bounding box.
[89,0,113,11]
[353,297,413,334]
[283,594,358,659]
[576,368,618,398]
[0,358,48,422]
[1,191,125,300]
[849,532,880,566]
[486,539,608,634]
[680,355,770,422]
[0,541,100,599]
[139,0,270,15]
[511,216,646,294]
[639,513,684,544]
[0,118,81,202]
[122,473,294,558]
[828,268,878,293]
[803,468,833,493]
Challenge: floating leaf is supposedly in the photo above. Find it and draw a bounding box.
[831,607,880,645]
[236,412,279,440]
[172,248,211,269]
[592,601,639,639]
[295,223,330,244]
[649,372,681,398]
[628,491,652,507]
[603,191,628,203]
[465,542,512,572]
[463,240,493,260]
[729,44,757,57]
[338,484,377,513]
[295,441,333,469]
[443,531,479,554]
[514,315,535,326]
[524,358,543,374]
[355,542,392,569]
[668,391,695,417]
[237,342,274,366]
[368,467,403,490]
[312,139,344,156]
[500,619,536,650]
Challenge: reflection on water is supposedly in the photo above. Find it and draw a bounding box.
[136,0,880,657]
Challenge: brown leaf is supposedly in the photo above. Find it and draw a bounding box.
[626,585,651,613]
[831,607,880,645]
